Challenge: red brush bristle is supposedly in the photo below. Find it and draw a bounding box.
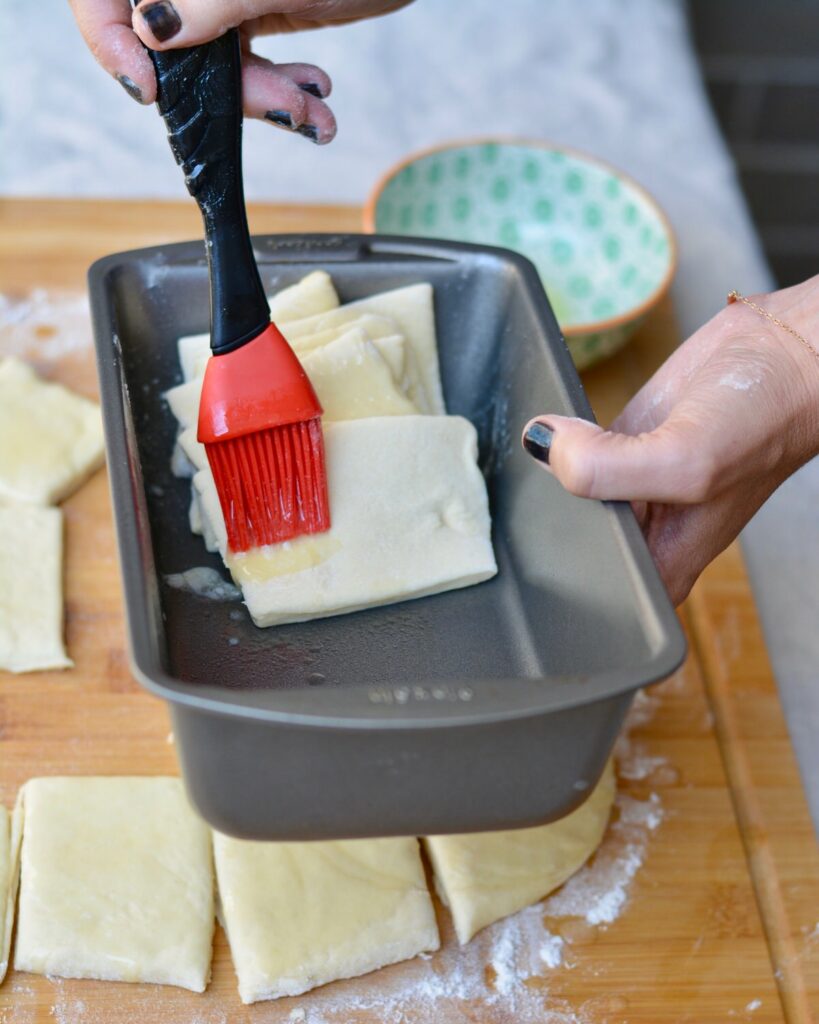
[206,417,330,553]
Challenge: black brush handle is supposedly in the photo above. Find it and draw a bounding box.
[146,29,270,354]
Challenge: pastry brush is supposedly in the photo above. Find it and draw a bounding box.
[144,28,330,552]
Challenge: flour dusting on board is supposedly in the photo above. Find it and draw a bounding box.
[0,290,92,361]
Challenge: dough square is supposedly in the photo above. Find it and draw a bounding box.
[213,834,439,1003]
[0,358,105,505]
[14,777,215,991]
[267,270,339,322]
[194,416,497,627]
[0,800,23,984]
[281,284,444,414]
[0,504,72,673]
[424,760,616,943]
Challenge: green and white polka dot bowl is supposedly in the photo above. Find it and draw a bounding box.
[364,139,676,370]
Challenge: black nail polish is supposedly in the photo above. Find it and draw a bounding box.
[299,82,324,98]
[523,422,554,464]
[264,110,294,128]
[139,1,182,42]
[297,124,320,143]
[116,74,144,104]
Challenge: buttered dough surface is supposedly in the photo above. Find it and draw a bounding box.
[0,358,104,506]
[0,505,71,673]
[425,759,616,943]
[13,777,215,991]
[195,416,497,626]
[213,833,439,1003]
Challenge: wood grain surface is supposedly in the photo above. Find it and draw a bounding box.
[0,198,816,1023]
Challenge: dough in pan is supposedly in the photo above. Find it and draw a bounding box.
[267,269,339,322]
[166,328,417,431]
[13,777,215,991]
[0,505,72,673]
[175,270,341,383]
[424,760,616,943]
[195,416,497,627]
[285,328,418,421]
[281,284,445,414]
[213,833,439,1003]
[176,284,442,414]
[0,358,104,506]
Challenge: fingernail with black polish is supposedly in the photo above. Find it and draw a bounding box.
[523,422,554,464]
[116,74,144,104]
[265,110,294,129]
[299,82,324,98]
[139,0,182,42]
[297,124,320,143]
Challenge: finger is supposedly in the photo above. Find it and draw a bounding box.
[241,55,337,144]
[70,0,156,102]
[521,415,720,505]
[133,0,416,45]
[133,0,264,48]
[268,62,332,99]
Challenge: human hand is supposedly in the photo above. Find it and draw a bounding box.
[522,277,819,605]
[69,0,412,142]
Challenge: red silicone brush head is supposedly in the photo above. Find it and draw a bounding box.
[197,323,331,553]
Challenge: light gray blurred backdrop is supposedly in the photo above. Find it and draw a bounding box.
[3,0,818,829]
[0,0,769,332]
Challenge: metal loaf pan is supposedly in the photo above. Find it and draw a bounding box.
[89,234,686,840]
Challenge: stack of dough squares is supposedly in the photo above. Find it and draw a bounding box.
[167,271,497,627]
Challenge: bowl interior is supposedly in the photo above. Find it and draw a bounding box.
[373,142,673,330]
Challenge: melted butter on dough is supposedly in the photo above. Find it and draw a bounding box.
[227,533,343,584]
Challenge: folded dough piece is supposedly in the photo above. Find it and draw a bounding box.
[13,777,215,991]
[213,833,439,1003]
[298,328,418,420]
[177,332,210,384]
[175,305,430,413]
[281,284,445,414]
[176,271,341,383]
[165,377,202,430]
[0,358,105,505]
[267,269,339,322]
[195,416,497,626]
[0,505,72,673]
[166,327,417,432]
[172,327,414,411]
[424,760,616,944]
[0,800,23,984]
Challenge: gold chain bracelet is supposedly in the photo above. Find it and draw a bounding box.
[727,290,819,365]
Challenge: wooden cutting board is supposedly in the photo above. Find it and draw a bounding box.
[0,198,817,1024]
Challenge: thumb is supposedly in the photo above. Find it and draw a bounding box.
[133,0,249,48]
[521,415,716,504]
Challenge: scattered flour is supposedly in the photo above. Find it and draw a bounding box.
[0,290,92,361]
[539,933,566,969]
[164,567,241,602]
[718,370,762,392]
[745,999,762,1012]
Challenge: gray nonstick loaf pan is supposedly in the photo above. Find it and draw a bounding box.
[89,233,686,841]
